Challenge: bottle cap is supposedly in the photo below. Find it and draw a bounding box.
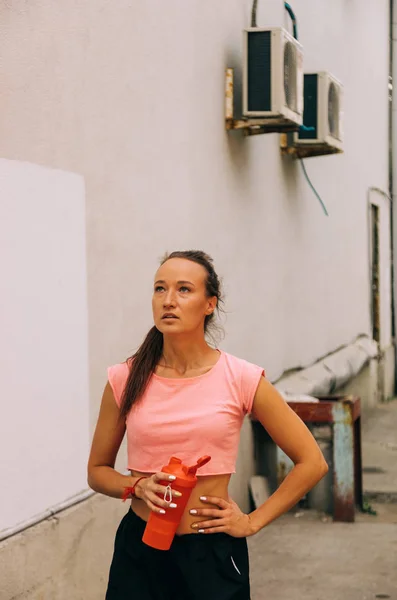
[164,455,211,480]
[186,455,211,476]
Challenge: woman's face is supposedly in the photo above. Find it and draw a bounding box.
[152,258,217,336]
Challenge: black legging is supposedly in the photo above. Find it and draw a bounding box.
[106,508,251,600]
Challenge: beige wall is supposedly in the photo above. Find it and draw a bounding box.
[0,0,392,597]
[0,0,391,407]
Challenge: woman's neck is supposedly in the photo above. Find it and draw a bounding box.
[160,337,218,374]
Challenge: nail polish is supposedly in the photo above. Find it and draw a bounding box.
[190,509,197,515]
[169,503,177,508]
[200,496,207,501]
[159,509,166,514]
[169,475,176,481]
[198,529,205,534]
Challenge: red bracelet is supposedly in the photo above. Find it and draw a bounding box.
[122,476,148,502]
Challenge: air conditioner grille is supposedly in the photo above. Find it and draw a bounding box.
[299,74,318,140]
[284,41,298,112]
[328,82,339,138]
[247,31,272,112]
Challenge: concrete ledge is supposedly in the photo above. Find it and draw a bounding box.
[0,494,124,600]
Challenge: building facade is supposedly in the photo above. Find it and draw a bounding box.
[0,1,392,597]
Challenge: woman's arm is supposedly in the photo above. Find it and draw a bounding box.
[87,382,141,498]
[188,377,328,536]
[248,377,328,533]
[88,382,187,508]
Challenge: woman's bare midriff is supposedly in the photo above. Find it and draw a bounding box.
[129,469,232,535]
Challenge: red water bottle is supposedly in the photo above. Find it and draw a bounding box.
[142,455,211,550]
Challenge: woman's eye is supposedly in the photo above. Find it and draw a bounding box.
[179,286,190,293]
[154,286,165,292]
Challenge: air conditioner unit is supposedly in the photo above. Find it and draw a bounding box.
[295,72,343,150]
[243,27,303,125]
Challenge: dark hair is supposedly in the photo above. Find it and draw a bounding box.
[119,250,223,418]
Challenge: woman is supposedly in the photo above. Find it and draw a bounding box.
[88,250,328,600]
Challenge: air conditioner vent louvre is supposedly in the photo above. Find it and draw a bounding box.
[243,27,303,126]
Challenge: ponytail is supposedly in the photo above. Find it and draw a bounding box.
[120,326,163,418]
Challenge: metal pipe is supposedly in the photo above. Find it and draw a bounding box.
[0,489,95,542]
[251,0,258,28]
[391,0,397,391]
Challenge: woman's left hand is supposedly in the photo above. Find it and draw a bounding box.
[189,496,256,537]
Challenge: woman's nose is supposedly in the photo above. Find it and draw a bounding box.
[163,290,176,307]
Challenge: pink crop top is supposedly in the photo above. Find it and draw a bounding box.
[107,350,264,476]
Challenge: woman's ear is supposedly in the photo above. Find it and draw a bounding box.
[205,296,217,315]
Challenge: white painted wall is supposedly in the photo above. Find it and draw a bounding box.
[0,160,89,534]
[0,0,391,525]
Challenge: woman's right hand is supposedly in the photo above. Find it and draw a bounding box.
[135,473,182,514]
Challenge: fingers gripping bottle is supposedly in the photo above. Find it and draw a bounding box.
[142,455,211,550]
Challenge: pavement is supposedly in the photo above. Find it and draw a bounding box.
[248,399,397,600]
[362,400,397,500]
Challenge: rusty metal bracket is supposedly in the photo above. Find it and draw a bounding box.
[225,69,299,136]
[280,132,344,159]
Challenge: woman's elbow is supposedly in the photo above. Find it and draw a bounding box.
[87,472,94,492]
[300,452,329,484]
[87,465,98,492]
[314,454,329,481]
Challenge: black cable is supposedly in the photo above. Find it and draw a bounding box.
[249,2,325,216]
[300,159,329,216]
[282,4,327,217]
[284,3,298,40]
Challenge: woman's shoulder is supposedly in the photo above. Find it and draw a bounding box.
[107,360,131,390]
[108,360,130,379]
[107,360,131,407]
[219,350,265,414]
[220,350,263,372]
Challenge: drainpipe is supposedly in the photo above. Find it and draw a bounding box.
[392,0,397,391]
